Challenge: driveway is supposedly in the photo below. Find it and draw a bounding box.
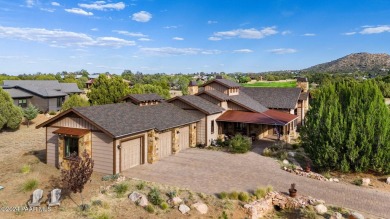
[123,148,390,218]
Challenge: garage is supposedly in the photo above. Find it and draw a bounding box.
[179,126,190,150]
[121,137,143,171]
[158,131,172,158]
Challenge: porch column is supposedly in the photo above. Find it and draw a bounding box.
[147,130,158,163]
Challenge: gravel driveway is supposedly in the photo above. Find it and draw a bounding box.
[123,148,390,218]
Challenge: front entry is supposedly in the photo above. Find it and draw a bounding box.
[121,138,143,171]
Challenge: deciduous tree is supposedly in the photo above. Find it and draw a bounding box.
[61,95,90,111]
[87,75,130,105]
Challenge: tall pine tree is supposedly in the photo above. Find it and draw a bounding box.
[87,75,130,105]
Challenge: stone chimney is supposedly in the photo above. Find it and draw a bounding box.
[296,77,309,92]
[188,81,198,95]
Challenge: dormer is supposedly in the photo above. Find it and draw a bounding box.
[200,76,241,96]
[121,93,164,106]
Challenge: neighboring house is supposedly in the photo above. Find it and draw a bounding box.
[121,93,165,106]
[85,74,131,89]
[2,80,82,112]
[37,102,198,174]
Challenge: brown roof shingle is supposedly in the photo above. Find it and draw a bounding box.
[201,78,241,88]
[242,87,301,109]
[168,95,224,115]
[121,93,165,103]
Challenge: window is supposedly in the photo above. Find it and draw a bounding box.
[211,120,215,134]
[64,137,79,158]
[18,99,27,108]
[57,97,65,107]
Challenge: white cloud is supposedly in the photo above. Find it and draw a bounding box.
[360,25,390,34]
[26,0,36,8]
[303,33,316,36]
[172,37,184,41]
[40,8,55,12]
[268,48,297,54]
[163,25,178,29]
[281,30,291,35]
[79,1,125,11]
[65,8,93,16]
[113,30,147,37]
[51,2,60,6]
[91,28,99,31]
[132,11,152,22]
[208,36,221,41]
[233,49,253,53]
[212,27,278,39]
[140,47,221,56]
[207,20,218,24]
[0,26,136,48]
[138,38,151,41]
[343,32,356,35]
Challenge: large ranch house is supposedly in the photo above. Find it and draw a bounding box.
[37,76,309,174]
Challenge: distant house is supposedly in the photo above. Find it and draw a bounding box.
[85,74,131,89]
[2,80,82,112]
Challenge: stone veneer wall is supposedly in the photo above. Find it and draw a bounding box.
[147,130,158,163]
[171,128,179,154]
[189,123,197,147]
[58,132,92,169]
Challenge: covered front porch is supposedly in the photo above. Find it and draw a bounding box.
[216,110,298,143]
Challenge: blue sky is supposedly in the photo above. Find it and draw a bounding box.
[1,0,390,75]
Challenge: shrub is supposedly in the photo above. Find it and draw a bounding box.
[353,178,362,186]
[276,151,288,160]
[22,179,39,192]
[266,185,273,193]
[95,212,111,219]
[20,164,31,174]
[61,94,90,111]
[167,190,177,199]
[292,144,300,150]
[301,207,318,219]
[322,171,331,179]
[228,191,239,200]
[218,192,228,199]
[254,187,267,199]
[238,192,250,202]
[91,200,102,206]
[219,211,229,219]
[48,111,56,115]
[136,181,146,190]
[160,201,169,210]
[80,204,90,211]
[113,183,129,197]
[102,174,120,181]
[228,134,251,153]
[0,88,23,130]
[23,105,39,127]
[145,204,155,213]
[262,147,272,157]
[148,188,163,205]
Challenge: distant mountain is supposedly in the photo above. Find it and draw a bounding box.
[303,53,390,74]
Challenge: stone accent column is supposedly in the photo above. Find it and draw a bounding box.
[189,123,197,147]
[58,135,64,169]
[147,130,158,163]
[78,132,92,157]
[172,128,179,154]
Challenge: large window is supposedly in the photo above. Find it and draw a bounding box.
[211,120,215,134]
[57,97,65,107]
[18,99,27,108]
[64,137,79,158]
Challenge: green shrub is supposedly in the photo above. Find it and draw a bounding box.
[228,191,239,200]
[94,212,111,219]
[167,190,177,199]
[301,206,318,219]
[266,185,273,193]
[262,147,272,156]
[292,144,300,150]
[102,174,120,181]
[148,188,163,205]
[254,187,267,199]
[136,181,146,190]
[20,164,31,174]
[228,134,251,153]
[48,111,56,115]
[22,179,38,192]
[353,178,362,186]
[238,192,250,202]
[276,151,288,160]
[113,183,129,197]
[219,211,229,219]
[160,201,169,210]
[80,204,90,211]
[218,192,228,199]
[145,204,155,213]
[92,200,102,206]
[322,171,331,179]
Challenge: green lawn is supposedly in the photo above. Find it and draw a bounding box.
[241,81,297,88]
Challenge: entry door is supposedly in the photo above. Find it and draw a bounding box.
[121,138,142,171]
[158,131,172,158]
[179,126,190,150]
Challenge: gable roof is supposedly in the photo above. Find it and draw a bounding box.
[299,92,309,101]
[2,80,81,98]
[241,87,301,109]
[37,102,199,138]
[121,93,164,103]
[196,90,230,101]
[167,95,224,115]
[296,77,308,82]
[229,92,269,113]
[200,78,241,88]
[2,88,33,98]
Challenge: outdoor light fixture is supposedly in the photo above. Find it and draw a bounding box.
[117,145,121,149]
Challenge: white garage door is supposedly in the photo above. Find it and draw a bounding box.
[121,138,142,171]
[158,131,172,159]
[179,126,190,150]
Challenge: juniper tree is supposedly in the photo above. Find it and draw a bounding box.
[0,88,23,130]
[23,104,39,127]
[87,75,130,105]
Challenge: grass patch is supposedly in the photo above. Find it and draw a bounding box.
[113,182,129,197]
[94,212,112,219]
[20,164,31,174]
[21,179,39,192]
[238,192,250,202]
[254,187,267,199]
[148,187,163,205]
[242,81,296,88]
[353,178,363,186]
[228,191,239,200]
[136,181,146,190]
[218,192,228,199]
[145,204,155,213]
[160,201,169,210]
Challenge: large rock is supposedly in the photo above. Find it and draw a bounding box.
[330,212,343,219]
[349,212,364,219]
[386,177,390,185]
[361,178,370,186]
[170,197,183,205]
[192,202,208,214]
[314,204,328,214]
[244,198,273,219]
[179,204,190,214]
[282,159,289,165]
[128,192,148,207]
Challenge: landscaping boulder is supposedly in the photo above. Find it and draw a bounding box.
[386,177,390,185]
[314,204,328,214]
[282,159,289,165]
[330,212,343,219]
[361,178,370,186]
[179,204,190,214]
[128,192,148,207]
[192,202,208,214]
[138,195,149,207]
[244,198,273,219]
[349,211,364,219]
[170,197,183,205]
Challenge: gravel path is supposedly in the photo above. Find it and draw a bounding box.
[123,148,390,218]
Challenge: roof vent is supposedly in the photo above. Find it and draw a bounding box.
[216,75,223,79]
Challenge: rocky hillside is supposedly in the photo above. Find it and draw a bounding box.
[303,53,390,73]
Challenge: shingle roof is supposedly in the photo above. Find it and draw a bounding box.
[299,92,309,101]
[296,77,308,82]
[121,93,165,103]
[2,80,81,97]
[197,90,230,101]
[169,95,224,115]
[69,102,199,138]
[2,88,33,98]
[229,92,269,113]
[201,78,241,88]
[242,87,302,109]
[60,83,83,93]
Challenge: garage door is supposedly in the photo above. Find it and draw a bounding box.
[121,138,142,171]
[158,131,172,159]
[179,126,190,150]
